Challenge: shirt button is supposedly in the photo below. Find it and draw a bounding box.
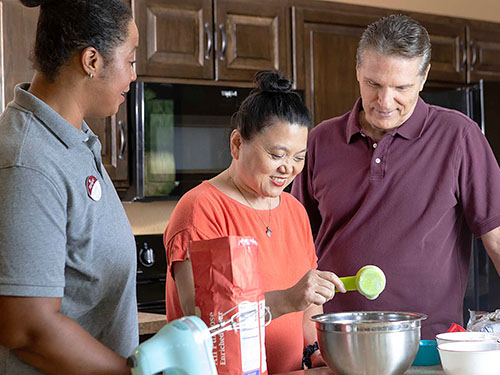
[375,158,381,164]
[373,143,378,149]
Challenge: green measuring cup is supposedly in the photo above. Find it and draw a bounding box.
[337,265,386,300]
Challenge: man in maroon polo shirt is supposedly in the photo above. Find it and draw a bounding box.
[292,14,500,339]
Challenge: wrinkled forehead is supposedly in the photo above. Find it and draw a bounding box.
[358,48,428,76]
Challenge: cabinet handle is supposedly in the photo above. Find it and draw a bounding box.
[219,24,227,60]
[204,22,212,60]
[460,40,467,71]
[470,41,478,71]
[118,120,126,159]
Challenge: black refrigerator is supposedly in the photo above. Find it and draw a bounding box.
[420,81,500,324]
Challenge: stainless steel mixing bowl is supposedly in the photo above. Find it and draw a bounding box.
[312,311,427,375]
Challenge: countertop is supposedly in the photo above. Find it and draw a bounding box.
[138,312,167,335]
[136,315,445,375]
[276,365,444,375]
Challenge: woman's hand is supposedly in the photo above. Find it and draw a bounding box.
[284,269,346,313]
[265,269,346,319]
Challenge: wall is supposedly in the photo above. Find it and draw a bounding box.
[326,0,500,23]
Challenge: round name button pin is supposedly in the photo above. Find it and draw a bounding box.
[86,175,102,201]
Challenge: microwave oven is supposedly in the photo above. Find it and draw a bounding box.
[122,81,255,201]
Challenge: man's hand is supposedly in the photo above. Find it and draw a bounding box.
[481,226,500,275]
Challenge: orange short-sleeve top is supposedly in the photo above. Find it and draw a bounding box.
[164,181,317,374]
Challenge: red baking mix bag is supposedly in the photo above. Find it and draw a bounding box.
[190,236,268,375]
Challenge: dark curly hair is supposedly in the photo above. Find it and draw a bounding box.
[20,0,133,82]
[233,71,312,141]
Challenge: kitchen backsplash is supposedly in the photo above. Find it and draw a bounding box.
[122,200,177,234]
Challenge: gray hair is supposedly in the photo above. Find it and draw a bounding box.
[356,14,431,76]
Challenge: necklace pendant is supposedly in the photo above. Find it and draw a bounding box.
[266,227,272,237]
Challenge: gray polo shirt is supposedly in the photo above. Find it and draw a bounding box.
[0,84,138,374]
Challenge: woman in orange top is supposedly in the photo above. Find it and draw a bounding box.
[164,71,346,374]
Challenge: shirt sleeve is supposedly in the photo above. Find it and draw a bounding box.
[165,227,202,267]
[0,166,66,297]
[457,123,500,237]
[164,189,226,268]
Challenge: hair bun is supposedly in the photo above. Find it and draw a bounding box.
[254,70,293,93]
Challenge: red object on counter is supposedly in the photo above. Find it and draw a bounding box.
[191,236,268,375]
[447,323,467,332]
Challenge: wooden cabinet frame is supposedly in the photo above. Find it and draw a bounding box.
[134,0,290,81]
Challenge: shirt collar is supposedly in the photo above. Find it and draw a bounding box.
[13,83,92,148]
[394,97,429,140]
[345,97,429,143]
[346,98,364,143]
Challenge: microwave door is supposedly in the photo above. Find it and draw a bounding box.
[128,81,145,201]
[125,82,255,201]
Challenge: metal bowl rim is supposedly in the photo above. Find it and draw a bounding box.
[311,311,428,323]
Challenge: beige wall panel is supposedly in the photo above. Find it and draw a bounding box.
[123,201,176,234]
[323,0,500,23]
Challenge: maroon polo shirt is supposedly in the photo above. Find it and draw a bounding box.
[292,97,500,339]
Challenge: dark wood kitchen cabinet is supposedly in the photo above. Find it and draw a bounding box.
[411,17,467,83]
[85,104,130,193]
[292,3,386,124]
[134,0,290,81]
[292,2,470,124]
[410,15,500,84]
[0,0,38,109]
[134,0,213,80]
[292,0,500,125]
[467,21,500,82]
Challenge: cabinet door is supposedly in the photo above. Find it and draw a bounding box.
[134,0,213,79]
[293,6,384,124]
[414,18,467,83]
[468,24,500,82]
[0,0,38,110]
[215,0,289,81]
[85,103,130,193]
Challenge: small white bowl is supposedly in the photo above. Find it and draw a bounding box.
[436,331,500,346]
[438,341,500,375]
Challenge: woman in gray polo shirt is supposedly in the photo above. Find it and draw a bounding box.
[0,1,139,374]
